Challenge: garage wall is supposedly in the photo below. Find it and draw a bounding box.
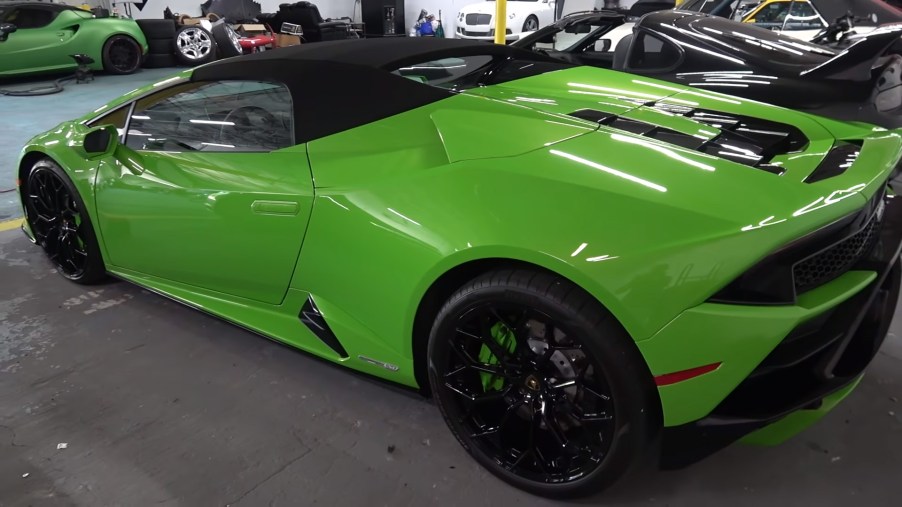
[114,0,628,38]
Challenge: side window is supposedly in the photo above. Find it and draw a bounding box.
[125,81,294,153]
[4,7,55,29]
[392,56,493,87]
[627,32,681,71]
[783,2,823,31]
[748,2,790,29]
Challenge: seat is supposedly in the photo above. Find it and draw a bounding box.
[278,2,349,42]
[612,34,633,71]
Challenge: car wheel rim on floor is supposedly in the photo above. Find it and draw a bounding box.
[109,38,140,73]
[439,302,616,484]
[228,26,242,54]
[25,169,88,278]
[177,28,213,60]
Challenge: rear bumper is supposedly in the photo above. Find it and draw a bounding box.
[658,194,902,468]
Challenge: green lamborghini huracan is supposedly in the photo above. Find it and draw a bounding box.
[15,38,902,497]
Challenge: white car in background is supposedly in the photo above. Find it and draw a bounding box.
[456,0,557,41]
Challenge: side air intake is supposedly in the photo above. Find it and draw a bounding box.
[299,297,349,358]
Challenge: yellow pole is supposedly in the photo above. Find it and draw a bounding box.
[494,0,507,45]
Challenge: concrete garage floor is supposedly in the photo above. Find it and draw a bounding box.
[0,68,178,221]
[1,227,901,506]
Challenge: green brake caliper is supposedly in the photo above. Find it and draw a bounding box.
[479,322,517,392]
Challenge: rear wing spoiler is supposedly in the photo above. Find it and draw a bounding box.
[802,25,902,81]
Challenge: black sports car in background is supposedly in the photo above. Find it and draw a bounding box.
[514,10,902,127]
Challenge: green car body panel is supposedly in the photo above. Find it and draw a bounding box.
[0,7,148,77]
[16,60,901,446]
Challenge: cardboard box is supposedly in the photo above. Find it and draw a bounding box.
[275,34,301,47]
[236,23,267,33]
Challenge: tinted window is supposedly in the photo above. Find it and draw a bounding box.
[784,2,823,30]
[627,32,681,70]
[392,56,493,88]
[535,23,615,52]
[2,7,56,29]
[125,81,294,153]
[747,0,824,31]
[694,16,835,65]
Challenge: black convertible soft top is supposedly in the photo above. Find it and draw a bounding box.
[195,37,542,76]
[191,38,556,144]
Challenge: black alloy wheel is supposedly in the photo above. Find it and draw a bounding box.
[428,270,657,497]
[24,159,106,284]
[102,35,142,74]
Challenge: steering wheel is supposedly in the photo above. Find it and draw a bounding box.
[219,105,278,145]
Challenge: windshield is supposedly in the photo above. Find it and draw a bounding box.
[692,16,836,65]
[515,15,622,51]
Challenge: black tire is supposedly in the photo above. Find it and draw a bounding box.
[427,269,657,498]
[23,158,106,285]
[142,53,177,69]
[147,38,174,55]
[523,15,540,33]
[136,19,177,39]
[212,23,243,58]
[173,25,217,66]
[101,35,142,75]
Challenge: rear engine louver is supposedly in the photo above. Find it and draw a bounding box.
[569,104,809,177]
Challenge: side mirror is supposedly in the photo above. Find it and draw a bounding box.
[0,23,17,42]
[76,124,118,159]
[594,38,612,52]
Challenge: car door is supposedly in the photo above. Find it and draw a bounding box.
[92,79,313,305]
[0,6,78,74]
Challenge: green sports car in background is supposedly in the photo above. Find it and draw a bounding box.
[0,2,147,77]
[14,38,902,497]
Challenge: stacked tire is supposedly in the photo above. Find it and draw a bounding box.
[137,19,179,68]
[138,18,245,69]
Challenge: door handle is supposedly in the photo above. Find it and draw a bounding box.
[251,200,300,216]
